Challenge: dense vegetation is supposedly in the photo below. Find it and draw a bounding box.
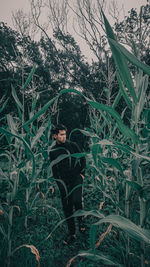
[0,2,150,267]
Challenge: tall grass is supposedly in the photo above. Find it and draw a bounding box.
[0,10,150,267]
[64,10,150,267]
[0,64,55,266]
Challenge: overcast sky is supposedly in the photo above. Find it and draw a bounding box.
[0,0,147,27]
[0,0,148,61]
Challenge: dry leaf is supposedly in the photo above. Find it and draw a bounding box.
[66,256,77,267]
[96,176,100,181]
[95,224,112,248]
[13,244,40,267]
[98,201,105,210]
[0,210,4,215]
[14,205,21,216]
[25,245,40,264]
[41,192,45,199]
[51,186,54,194]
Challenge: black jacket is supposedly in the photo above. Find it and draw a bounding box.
[49,140,86,183]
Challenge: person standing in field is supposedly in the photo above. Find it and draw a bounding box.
[49,124,86,244]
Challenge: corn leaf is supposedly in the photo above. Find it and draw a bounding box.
[95,214,150,245]
[109,38,150,76]
[11,84,23,110]
[0,128,35,178]
[80,129,98,138]
[0,225,7,239]
[125,180,143,194]
[23,64,36,90]
[89,115,97,131]
[59,88,83,97]
[0,98,9,113]
[112,90,122,109]
[116,74,132,109]
[22,96,57,127]
[16,105,23,121]
[95,140,150,162]
[12,245,40,267]
[31,125,46,148]
[87,100,139,144]
[92,144,101,163]
[67,251,122,267]
[31,93,38,112]
[7,114,18,135]
[71,152,87,158]
[90,225,97,252]
[102,10,137,103]
[136,75,149,121]
[88,101,122,122]
[102,157,123,173]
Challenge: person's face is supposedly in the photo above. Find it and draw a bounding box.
[54,130,66,144]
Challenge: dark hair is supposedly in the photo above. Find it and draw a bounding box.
[51,124,67,135]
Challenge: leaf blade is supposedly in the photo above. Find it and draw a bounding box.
[102,10,137,103]
[23,64,36,90]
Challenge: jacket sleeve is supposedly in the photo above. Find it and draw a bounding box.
[72,142,86,176]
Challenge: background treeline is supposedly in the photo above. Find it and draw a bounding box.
[1,2,149,142]
[0,1,150,267]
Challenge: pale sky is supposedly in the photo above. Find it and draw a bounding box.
[0,0,147,27]
[0,0,148,60]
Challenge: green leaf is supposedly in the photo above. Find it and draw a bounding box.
[102,10,116,40]
[16,104,23,121]
[116,74,132,109]
[92,144,100,163]
[71,152,87,159]
[90,225,97,252]
[0,225,7,239]
[50,153,70,169]
[112,90,122,109]
[87,101,122,122]
[109,38,150,76]
[95,214,150,245]
[7,114,18,135]
[0,98,9,113]
[22,96,57,127]
[96,140,150,162]
[89,115,97,131]
[102,157,123,173]
[102,10,137,104]
[0,128,35,178]
[66,184,84,198]
[125,180,143,194]
[146,109,150,128]
[47,114,51,130]
[136,75,149,121]
[87,100,139,144]
[97,139,114,146]
[59,88,83,97]
[11,84,23,110]
[131,40,138,57]
[74,251,122,266]
[31,125,46,148]
[23,64,36,90]
[31,93,39,112]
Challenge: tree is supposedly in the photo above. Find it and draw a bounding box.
[0,22,22,117]
[114,4,150,60]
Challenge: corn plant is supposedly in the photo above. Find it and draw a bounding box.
[0,64,58,266]
[1,9,149,265]
[48,11,150,267]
